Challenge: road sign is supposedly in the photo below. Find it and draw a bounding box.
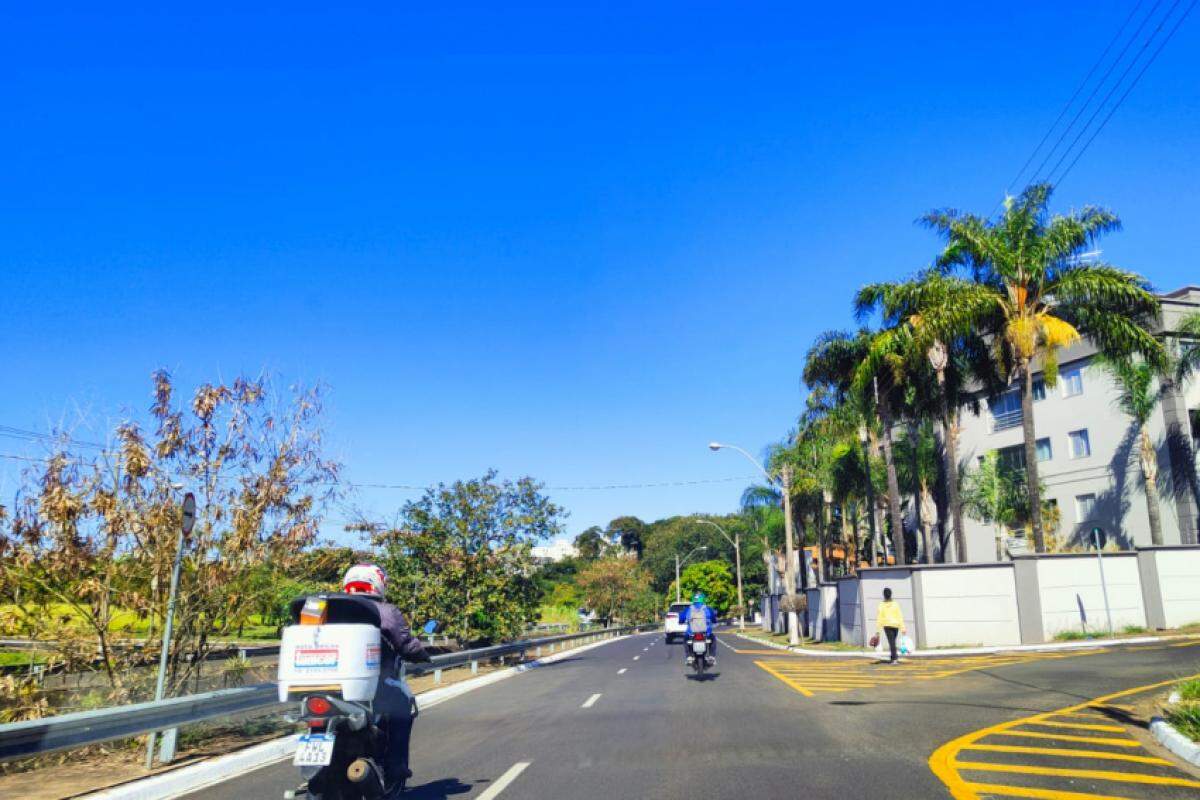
[181,492,196,536]
[1090,526,1106,550]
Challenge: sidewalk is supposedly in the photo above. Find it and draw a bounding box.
[735,629,1200,659]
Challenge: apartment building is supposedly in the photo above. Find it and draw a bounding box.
[956,285,1200,561]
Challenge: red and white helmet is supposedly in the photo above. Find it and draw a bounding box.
[342,564,387,597]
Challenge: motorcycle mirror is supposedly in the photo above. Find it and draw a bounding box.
[423,620,439,635]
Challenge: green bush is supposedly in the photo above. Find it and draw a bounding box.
[1052,630,1090,641]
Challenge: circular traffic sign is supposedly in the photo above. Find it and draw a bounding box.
[181,492,197,536]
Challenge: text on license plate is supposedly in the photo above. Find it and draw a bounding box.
[692,642,707,653]
[294,733,336,767]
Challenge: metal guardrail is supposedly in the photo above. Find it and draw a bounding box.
[0,624,654,763]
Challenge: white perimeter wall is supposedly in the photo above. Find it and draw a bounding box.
[838,578,862,645]
[919,567,1021,648]
[1036,555,1146,636]
[1155,549,1200,628]
[859,570,916,638]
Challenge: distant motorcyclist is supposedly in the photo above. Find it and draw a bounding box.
[679,592,717,665]
[341,564,430,797]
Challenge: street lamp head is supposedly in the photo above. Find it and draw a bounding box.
[708,442,723,451]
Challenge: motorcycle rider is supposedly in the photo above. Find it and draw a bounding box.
[679,591,717,665]
[341,564,430,797]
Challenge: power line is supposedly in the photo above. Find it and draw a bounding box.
[0,425,106,451]
[1027,0,1166,186]
[1003,0,1152,196]
[1051,0,1198,186]
[0,450,758,493]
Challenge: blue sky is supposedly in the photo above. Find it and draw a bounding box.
[2,3,1198,544]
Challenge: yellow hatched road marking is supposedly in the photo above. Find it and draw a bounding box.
[952,760,1200,788]
[753,660,813,697]
[989,730,1140,747]
[963,782,1136,800]
[962,743,1171,765]
[1024,720,1127,733]
[929,672,1200,800]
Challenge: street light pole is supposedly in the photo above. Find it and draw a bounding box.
[695,519,744,631]
[674,546,708,603]
[710,442,800,646]
[859,424,880,566]
[146,491,195,769]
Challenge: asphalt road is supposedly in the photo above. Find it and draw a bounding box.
[189,632,1200,800]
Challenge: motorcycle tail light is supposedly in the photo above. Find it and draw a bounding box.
[305,696,333,715]
[693,633,706,641]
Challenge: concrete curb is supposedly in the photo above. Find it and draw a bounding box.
[735,631,1200,659]
[81,631,649,800]
[1151,711,1200,768]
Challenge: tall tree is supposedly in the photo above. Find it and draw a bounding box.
[804,329,906,563]
[918,184,1164,551]
[606,516,646,558]
[855,272,998,563]
[573,526,609,561]
[374,470,563,643]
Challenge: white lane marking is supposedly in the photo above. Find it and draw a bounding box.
[618,668,627,675]
[633,655,640,661]
[581,693,602,708]
[476,761,531,800]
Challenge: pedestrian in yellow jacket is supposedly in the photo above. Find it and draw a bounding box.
[875,587,906,664]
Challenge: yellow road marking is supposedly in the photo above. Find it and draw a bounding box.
[952,760,1200,788]
[962,782,1136,799]
[929,673,1200,799]
[1092,704,1133,711]
[989,730,1140,747]
[753,660,813,697]
[1169,640,1200,648]
[962,743,1171,765]
[1025,720,1127,733]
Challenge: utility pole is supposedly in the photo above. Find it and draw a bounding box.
[695,519,745,631]
[859,424,880,566]
[780,463,800,646]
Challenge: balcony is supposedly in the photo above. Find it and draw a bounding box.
[991,408,1023,432]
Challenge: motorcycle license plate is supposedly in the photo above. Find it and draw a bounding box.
[692,641,707,654]
[294,733,336,767]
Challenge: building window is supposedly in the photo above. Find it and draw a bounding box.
[1075,493,1097,523]
[1036,437,1053,462]
[997,444,1025,471]
[1062,366,1084,397]
[989,390,1022,431]
[1068,428,1091,459]
[1032,378,1046,401]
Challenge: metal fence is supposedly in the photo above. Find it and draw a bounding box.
[0,624,653,764]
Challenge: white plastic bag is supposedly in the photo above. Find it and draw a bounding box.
[898,634,915,655]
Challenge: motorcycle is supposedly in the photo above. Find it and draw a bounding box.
[686,631,713,675]
[278,594,435,800]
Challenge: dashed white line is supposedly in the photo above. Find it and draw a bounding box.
[581,693,602,708]
[476,761,531,800]
[618,668,627,675]
[633,655,640,661]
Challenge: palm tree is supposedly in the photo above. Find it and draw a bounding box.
[1097,356,1165,545]
[856,272,1001,563]
[915,183,1164,551]
[804,330,907,563]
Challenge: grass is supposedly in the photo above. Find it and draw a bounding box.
[1053,625,1152,642]
[1175,677,1200,702]
[1,603,280,642]
[537,605,581,631]
[0,651,46,667]
[735,628,862,651]
[1166,702,1200,743]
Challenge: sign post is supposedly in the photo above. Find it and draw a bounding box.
[146,492,196,768]
[1092,526,1114,635]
